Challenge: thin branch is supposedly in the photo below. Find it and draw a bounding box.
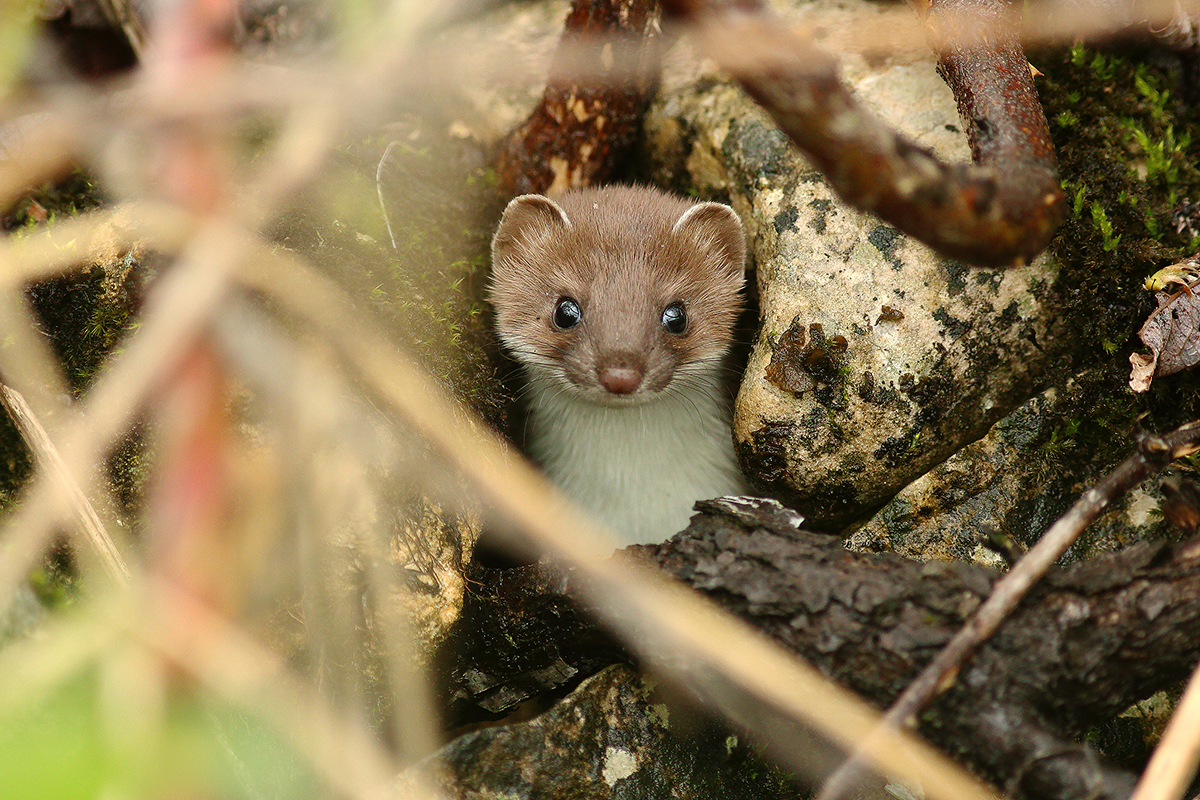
[662,0,1064,267]
[817,420,1200,800]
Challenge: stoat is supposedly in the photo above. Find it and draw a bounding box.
[489,184,750,548]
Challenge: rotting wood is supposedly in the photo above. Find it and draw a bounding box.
[492,0,662,196]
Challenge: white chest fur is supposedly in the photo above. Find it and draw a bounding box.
[527,371,748,548]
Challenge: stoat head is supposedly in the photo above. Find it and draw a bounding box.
[488,185,745,407]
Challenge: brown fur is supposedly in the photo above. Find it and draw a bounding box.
[489,184,745,403]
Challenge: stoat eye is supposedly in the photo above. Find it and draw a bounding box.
[661,302,687,335]
[553,297,582,330]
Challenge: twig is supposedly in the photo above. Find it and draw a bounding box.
[234,245,1000,800]
[1128,660,1200,800]
[816,420,1200,800]
[662,0,1064,267]
[0,383,129,585]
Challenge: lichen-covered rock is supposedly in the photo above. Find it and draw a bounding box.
[845,375,1179,566]
[450,0,1200,543]
[641,1,1069,530]
[422,664,801,799]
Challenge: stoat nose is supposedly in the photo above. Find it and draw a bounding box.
[598,363,644,394]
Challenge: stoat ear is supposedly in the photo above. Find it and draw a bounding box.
[672,202,746,276]
[492,194,573,264]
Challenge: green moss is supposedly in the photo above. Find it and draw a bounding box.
[3,172,103,230]
[26,542,79,609]
[1036,42,1200,444]
[26,263,140,391]
[1040,43,1200,338]
[266,126,509,429]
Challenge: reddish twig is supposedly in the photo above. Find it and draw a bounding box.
[493,0,662,196]
[662,0,1065,267]
[816,420,1200,800]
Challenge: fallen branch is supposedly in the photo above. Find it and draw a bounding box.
[661,0,1065,266]
[441,494,1200,800]
[818,420,1200,800]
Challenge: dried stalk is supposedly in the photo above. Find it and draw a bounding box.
[0,383,128,585]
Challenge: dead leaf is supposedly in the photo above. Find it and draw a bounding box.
[1129,350,1156,393]
[1129,289,1200,392]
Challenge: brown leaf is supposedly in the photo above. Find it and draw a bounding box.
[1129,350,1156,393]
[1129,289,1200,392]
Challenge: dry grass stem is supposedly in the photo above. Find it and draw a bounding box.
[235,246,1000,800]
[1129,660,1200,800]
[0,384,129,584]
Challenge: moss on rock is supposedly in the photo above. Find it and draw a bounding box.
[1035,42,1200,465]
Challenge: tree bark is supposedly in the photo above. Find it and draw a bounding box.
[492,0,661,197]
[441,498,1200,800]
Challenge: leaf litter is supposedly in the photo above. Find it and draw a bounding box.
[1130,255,1200,392]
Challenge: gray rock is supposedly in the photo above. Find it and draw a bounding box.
[846,376,1177,566]
[640,1,1069,529]
[422,664,801,799]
